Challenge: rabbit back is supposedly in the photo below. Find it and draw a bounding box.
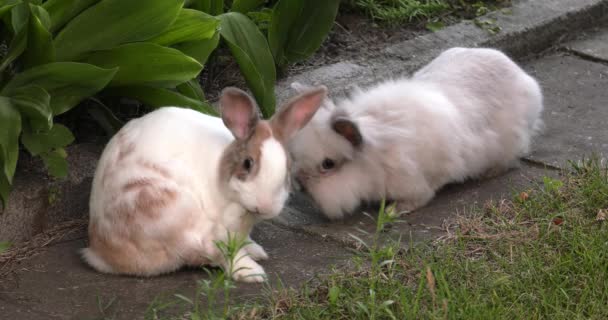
[85,108,235,276]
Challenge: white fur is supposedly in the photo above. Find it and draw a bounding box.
[230,139,289,217]
[85,107,285,282]
[289,47,544,219]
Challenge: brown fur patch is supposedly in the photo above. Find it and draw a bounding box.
[218,121,274,184]
[117,142,135,161]
[120,178,177,219]
[88,222,139,273]
[137,159,172,179]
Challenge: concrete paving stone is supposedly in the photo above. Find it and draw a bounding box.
[566,27,608,62]
[386,0,608,66]
[0,222,351,320]
[280,165,556,248]
[524,54,608,168]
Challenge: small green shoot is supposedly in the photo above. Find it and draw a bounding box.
[0,241,11,253]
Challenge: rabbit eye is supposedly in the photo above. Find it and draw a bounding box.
[243,157,254,172]
[321,158,335,171]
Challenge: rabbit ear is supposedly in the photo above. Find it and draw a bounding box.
[332,116,362,148]
[270,85,327,143]
[220,87,259,140]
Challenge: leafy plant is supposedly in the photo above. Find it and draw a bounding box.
[0,0,218,208]
[0,0,339,208]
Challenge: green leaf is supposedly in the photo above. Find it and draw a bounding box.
[176,78,205,101]
[172,31,219,64]
[28,3,50,29]
[219,12,275,117]
[149,9,219,46]
[0,96,21,183]
[0,3,28,72]
[328,286,340,305]
[42,0,99,33]
[0,0,20,18]
[231,0,264,13]
[21,124,74,156]
[268,0,339,66]
[0,241,10,252]
[22,4,55,69]
[40,148,68,178]
[104,85,218,116]
[10,1,28,31]
[189,0,223,15]
[2,62,118,115]
[0,23,27,72]
[10,85,52,131]
[425,20,444,32]
[53,0,184,61]
[0,172,9,209]
[82,43,202,88]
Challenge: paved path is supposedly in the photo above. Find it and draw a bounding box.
[1,25,608,320]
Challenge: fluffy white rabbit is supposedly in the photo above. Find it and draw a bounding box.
[289,47,543,220]
[82,86,327,282]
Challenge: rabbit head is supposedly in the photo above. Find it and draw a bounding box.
[218,86,327,219]
[288,83,379,220]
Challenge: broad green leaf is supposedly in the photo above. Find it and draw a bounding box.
[87,98,123,136]
[22,4,55,69]
[10,86,52,131]
[28,3,50,29]
[0,96,21,183]
[0,241,10,252]
[10,1,28,31]
[104,86,217,116]
[149,9,219,46]
[42,0,99,33]
[0,22,27,72]
[189,0,223,15]
[231,0,264,13]
[82,43,202,88]
[0,172,9,208]
[2,62,118,115]
[0,3,28,72]
[21,124,74,156]
[40,148,68,178]
[0,0,20,18]
[176,79,205,101]
[172,31,219,64]
[219,12,275,117]
[54,0,184,61]
[269,0,339,66]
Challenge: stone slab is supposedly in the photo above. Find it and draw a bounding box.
[0,144,101,243]
[524,54,608,168]
[276,165,556,248]
[0,222,351,320]
[566,28,608,62]
[383,0,608,74]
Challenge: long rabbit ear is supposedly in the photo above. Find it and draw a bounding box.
[331,115,363,148]
[220,87,259,140]
[270,86,327,143]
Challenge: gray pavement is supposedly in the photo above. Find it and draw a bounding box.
[2,5,608,320]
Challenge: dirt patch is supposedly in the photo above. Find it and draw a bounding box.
[0,219,87,278]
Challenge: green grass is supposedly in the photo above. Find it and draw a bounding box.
[146,157,608,319]
[342,0,511,28]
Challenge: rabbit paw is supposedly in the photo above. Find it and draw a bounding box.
[246,240,269,261]
[232,258,267,283]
